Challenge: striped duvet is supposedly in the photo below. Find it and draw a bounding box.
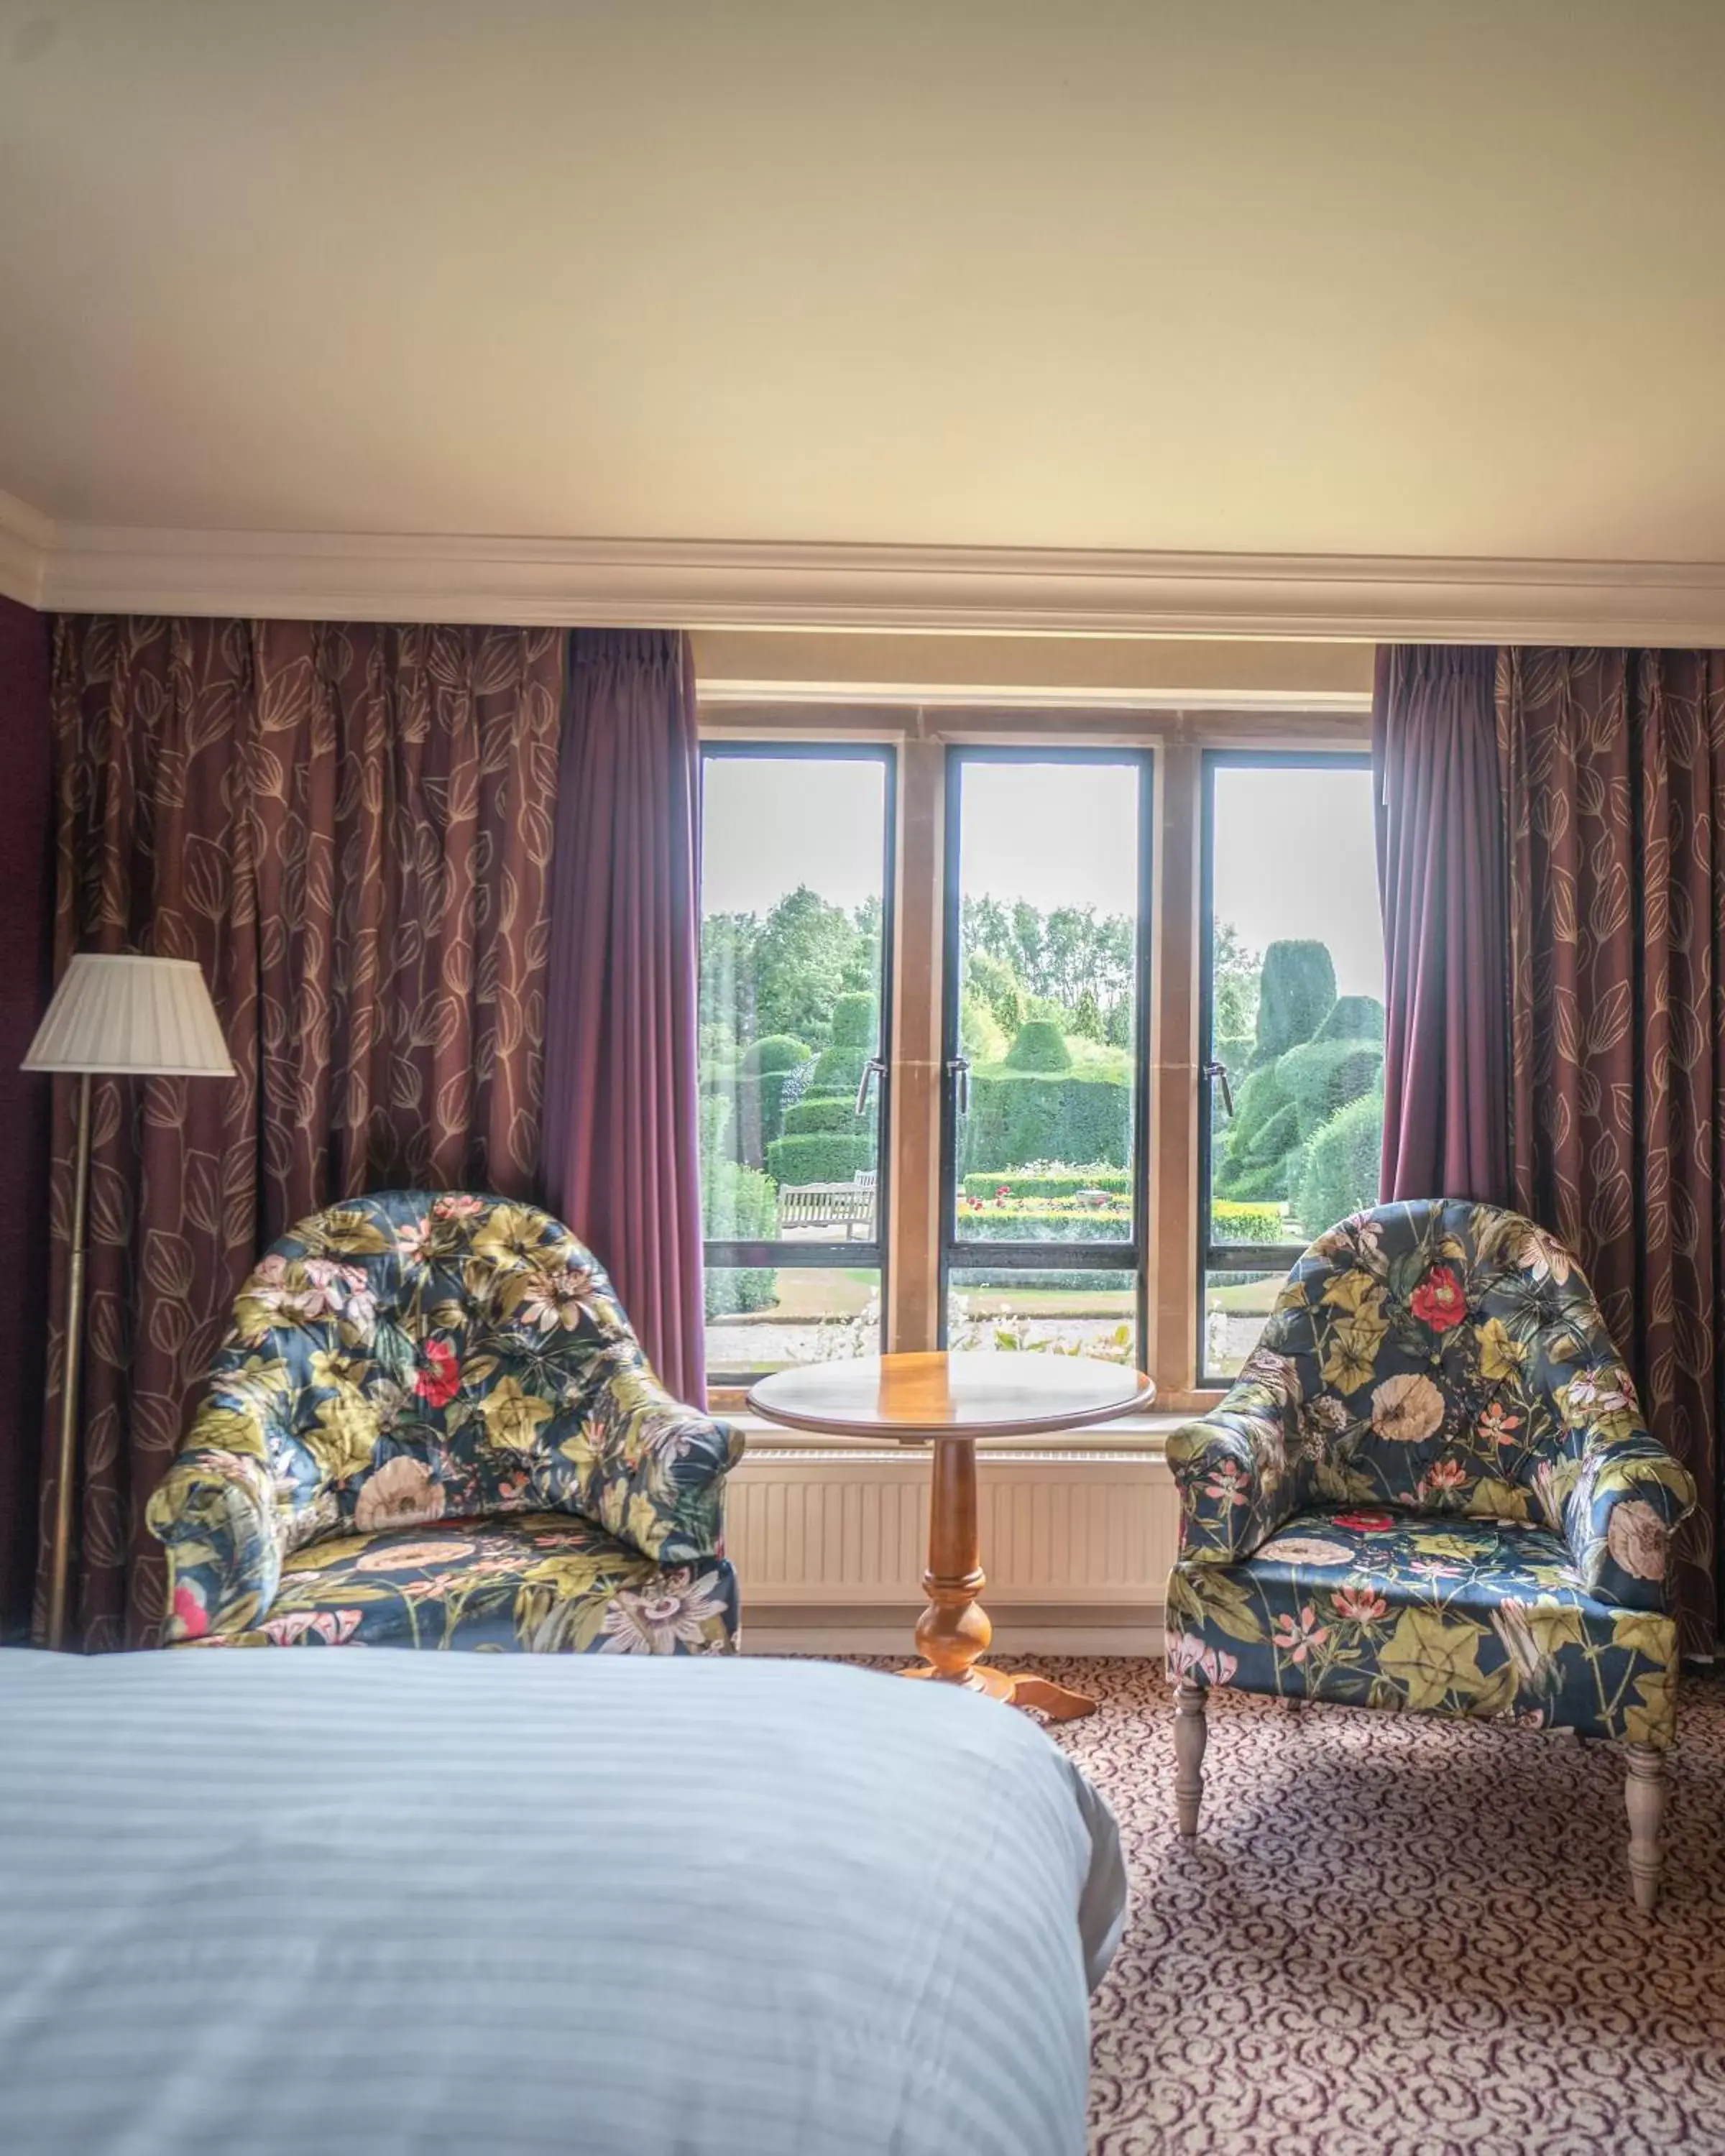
[1,1647,1126,2156]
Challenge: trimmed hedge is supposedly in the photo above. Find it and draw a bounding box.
[1294,1088,1384,1238]
[956,1206,1122,1240]
[1277,1037,1384,1141]
[960,1070,1131,1174]
[1253,941,1336,1063]
[742,1034,811,1076]
[830,992,877,1049]
[1004,1018,1072,1073]
[765,1131,874,1185]
[962,1169,1130,1202]
[1315,995,1385,1045]
[1212,1199,1284,1243]
[781,1095,865,1136]
[811,1044,869,1093]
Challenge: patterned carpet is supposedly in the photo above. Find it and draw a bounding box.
[1021,1658,1725,2156]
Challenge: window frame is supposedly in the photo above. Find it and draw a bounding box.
[697,739,898,1380]
[1196,745,1377,1385]
[936,743,1156,1370]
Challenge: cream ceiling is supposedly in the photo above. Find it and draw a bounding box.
[1,1,1723,627]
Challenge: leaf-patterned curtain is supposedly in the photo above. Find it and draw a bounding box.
[1499,648,1724,1655]
[44,616,564,1647]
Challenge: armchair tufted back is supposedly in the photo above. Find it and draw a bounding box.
[1246,1197,1635,1522]
[190,1192,643,1551]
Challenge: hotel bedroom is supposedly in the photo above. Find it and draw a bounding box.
[0,5,1720,2154]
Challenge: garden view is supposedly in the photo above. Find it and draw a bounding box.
[698,752,1385,1377]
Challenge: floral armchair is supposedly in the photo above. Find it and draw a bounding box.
[1166,1199,1696,1910]
[148,1193,742,1654]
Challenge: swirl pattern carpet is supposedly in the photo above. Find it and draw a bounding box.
[867,1659,1725,2155]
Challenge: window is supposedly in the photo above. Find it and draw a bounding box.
[1199,751,1384,1382]
[941,750,1152,1367]
[698,745,893,1380]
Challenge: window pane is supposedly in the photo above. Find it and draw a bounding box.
[1207,763,1384,1253]
[1202,1268,1281,1381]
[699,752,887,1258]
[705,1266,881,1379]
[949,760,1141,1245]
[949,1268,1136,1362]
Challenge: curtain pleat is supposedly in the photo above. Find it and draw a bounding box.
[1373,645,1509,1205]
[539,630,705,1406]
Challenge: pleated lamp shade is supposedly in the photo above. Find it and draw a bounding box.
[22,954,234,1077]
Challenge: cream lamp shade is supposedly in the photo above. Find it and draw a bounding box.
[22,954,234,1077]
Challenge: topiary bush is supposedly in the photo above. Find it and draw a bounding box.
[1214,1100,1302,1201]
[1293,1089,1384,1238]
[1004,1018,1073,1073]
[960,1072,1131,1174]
[765,1131,874,1186]
[1276,1038,1385,1141]
[781,1095,862,1136]
[811,1044,869,1093]
[742,1034,811,1076]
[829,992,878,1049]
[1252,941,1337,1064]
[1315,995,1385,1046]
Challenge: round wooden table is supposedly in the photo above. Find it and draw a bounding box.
[747,1351,1156,1721]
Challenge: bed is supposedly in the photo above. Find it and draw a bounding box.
[0,1648,1126,2156]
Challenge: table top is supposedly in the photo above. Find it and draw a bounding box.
[746,1350,1156,1442]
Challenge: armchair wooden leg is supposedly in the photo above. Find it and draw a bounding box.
[1624,1744,1667,1914]
[1173,1679,1208,1841]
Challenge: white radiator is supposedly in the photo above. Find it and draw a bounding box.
[725,1442,1178,1656]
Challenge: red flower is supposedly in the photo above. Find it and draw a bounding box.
[1409,1264,1466,1332]
[172,1583,209,1640]
[415,1339,462,1409]
[1333,1508,1394,1534]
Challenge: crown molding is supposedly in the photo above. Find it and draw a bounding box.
[4,494,1725,642]
[0,489,51,609]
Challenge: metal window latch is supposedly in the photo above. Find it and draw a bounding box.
[946,1055,971,1117]
[854,1056,887,1116]
[1203,1060,1235,1118]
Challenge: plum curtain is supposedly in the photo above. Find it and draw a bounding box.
[540,630,706,1406]
[1498,648,1724,1654]
[1372,645,1509,1207]
[44,616,562,1646]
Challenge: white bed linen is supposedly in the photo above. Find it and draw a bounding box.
[0,1646,1125,2156]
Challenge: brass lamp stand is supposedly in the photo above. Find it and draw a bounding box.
[22,954,234,1650]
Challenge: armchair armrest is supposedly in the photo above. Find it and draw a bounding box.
[550,1351,744,1565]
[1558,1371,1697,1611]
[1166,1397,1302,1565]
[145,1447,280,1641]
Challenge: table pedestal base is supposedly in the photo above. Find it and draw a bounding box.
[901,1431,1098,1723]
[898,1662,1098,1720]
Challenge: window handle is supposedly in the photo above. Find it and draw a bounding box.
[854,1056,886,1117]
[947,1055,971,1117]
[1204,1059,1235,1118]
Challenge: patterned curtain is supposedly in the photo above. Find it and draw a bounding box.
[1499,648,1724,1654]
[44,616,564,1647]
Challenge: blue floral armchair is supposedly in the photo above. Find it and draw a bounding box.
[1166,1199,1696,1910]
[148,1193,742,1654]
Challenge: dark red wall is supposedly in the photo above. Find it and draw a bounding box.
[0,596,52,1639]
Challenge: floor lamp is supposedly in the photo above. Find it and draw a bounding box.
[22,954,234,1651]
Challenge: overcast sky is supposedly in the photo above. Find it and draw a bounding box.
[702,754,1382,998]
